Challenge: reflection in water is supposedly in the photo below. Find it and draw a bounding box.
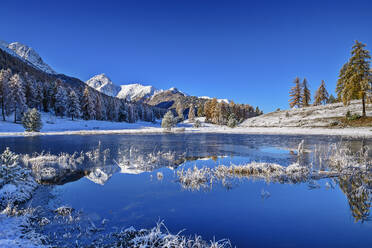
[338,173,372,223]
[3,134,372,247]
[16,138,372,224]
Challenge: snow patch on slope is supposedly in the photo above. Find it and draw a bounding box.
[199,96,229,104]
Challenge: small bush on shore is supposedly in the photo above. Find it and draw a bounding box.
[193,119,201,128]
[161,111,176,131]
[22,108,42,132]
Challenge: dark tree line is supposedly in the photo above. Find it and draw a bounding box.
[0,69,165,123]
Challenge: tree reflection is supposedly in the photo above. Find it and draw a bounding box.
[337,172,372,223]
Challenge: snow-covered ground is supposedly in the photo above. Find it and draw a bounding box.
[0,112,161,134]
[242,100,372,128]
[0,114,372,138]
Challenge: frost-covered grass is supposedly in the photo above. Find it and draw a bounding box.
[105,221,232,248]
[177,162,312,191]
[177,140,372,191]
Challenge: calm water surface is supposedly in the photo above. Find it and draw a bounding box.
[1,133,372,248]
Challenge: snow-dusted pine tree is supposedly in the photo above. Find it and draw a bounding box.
[188,104,195,122]
[81,86,95,120]
[55,85,68,117]
[327,94,337,104]
[227,113,238,128]
[35,81,44,112]
[94,93,103,120]
[289,77,302,108]
[302,78,311,107]
[118,102,128,122]
[176,102,184,120]
[161,111,175,131]
[67,90,81,120]
[314,80,329,106]
[24,74,38,108]
[9,74,27,123]
[22,108,42,132]
[0,69,12,121]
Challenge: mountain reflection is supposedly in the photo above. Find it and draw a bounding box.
[20,139,372,223]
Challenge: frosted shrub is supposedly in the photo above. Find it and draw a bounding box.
[22,108,42,132]
[227,113,238,128]
[110,221,233,248]
[0,148,38,209]
[177,166,212,191]
[162,111,176,131]
[0,147,19,167]
[193,119,201,128]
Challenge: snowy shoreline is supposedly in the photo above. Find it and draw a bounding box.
[0,126,371,138]
[0,113,371,138]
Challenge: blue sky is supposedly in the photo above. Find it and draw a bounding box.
[0,0,371,112]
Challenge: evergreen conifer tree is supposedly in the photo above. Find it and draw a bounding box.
[336,41,371,116]
[161,111,175,131]
[327,94,337,104]
[176,101,184,120]
[314,80,329,105]
[289,77,302,108]
[9,74,26,123]
[35,81,44,112]
[81,87,95,120]
[24,75,38,108]
[118,102,128,122]
[197,103,204,117]
[0,69,11,121]
[227,113,238,128]
[55,85,67,117]
[188,104,195,121]
[302,78,311,107]
[67,90,81,120]
[22,108,42,132]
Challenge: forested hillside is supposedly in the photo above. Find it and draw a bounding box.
[0,48,166,123]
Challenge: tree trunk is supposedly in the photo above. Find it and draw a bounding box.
[14,106,17,123]
[362,93,366,117]
[1,99,5,121]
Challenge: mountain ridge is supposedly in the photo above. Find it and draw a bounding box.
[0,40,56,74]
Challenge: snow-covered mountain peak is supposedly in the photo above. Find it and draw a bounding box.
[167,87,187,96]
[117,83,160,101]
[85,74,121,97]
[5,41,56,74]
